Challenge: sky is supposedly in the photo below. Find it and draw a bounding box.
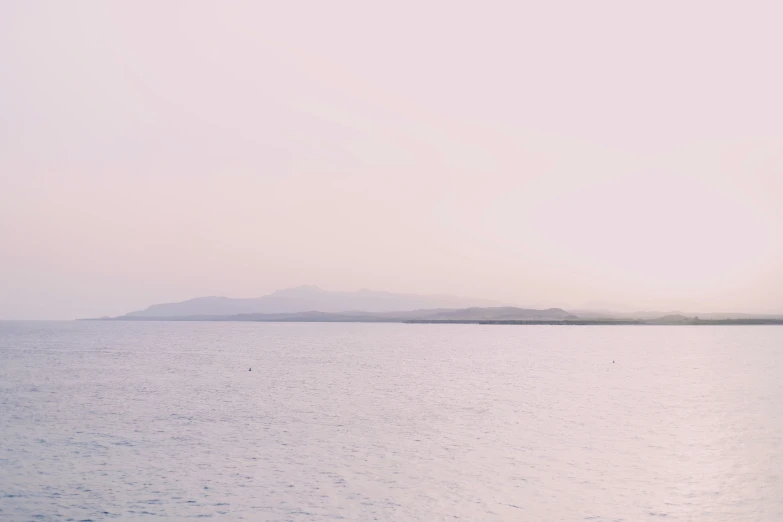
[1,0,782,319]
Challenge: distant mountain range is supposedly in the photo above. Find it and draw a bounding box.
[107,306,576,323]
[122,286,506,318]
[95,286,783,324]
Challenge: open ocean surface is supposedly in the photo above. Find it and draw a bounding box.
[1,321,782,521]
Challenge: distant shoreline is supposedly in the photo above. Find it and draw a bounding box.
[405,319,783,325]
[81,317,783,325]
[106,288,783,325]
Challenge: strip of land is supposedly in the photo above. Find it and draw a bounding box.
[405,319,783,325]
[88,288,783,324]
[84,310,783,325]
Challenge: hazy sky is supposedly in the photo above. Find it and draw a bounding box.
[2,0,783,319]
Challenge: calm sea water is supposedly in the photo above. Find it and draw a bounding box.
[1,321,782,521]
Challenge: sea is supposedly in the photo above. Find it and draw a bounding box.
[1,320,782,521]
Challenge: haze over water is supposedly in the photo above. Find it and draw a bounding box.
[3,1,783,320]
[2,321,781,521]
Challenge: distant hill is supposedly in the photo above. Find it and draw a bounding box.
[100,306,576,323]
[122,286,505,318]
[648,314,693,324]
[104,289,783,324]
[413,307,574,321]
[89,306,783,324]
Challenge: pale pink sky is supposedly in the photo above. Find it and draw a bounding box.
[1,0,782,319]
